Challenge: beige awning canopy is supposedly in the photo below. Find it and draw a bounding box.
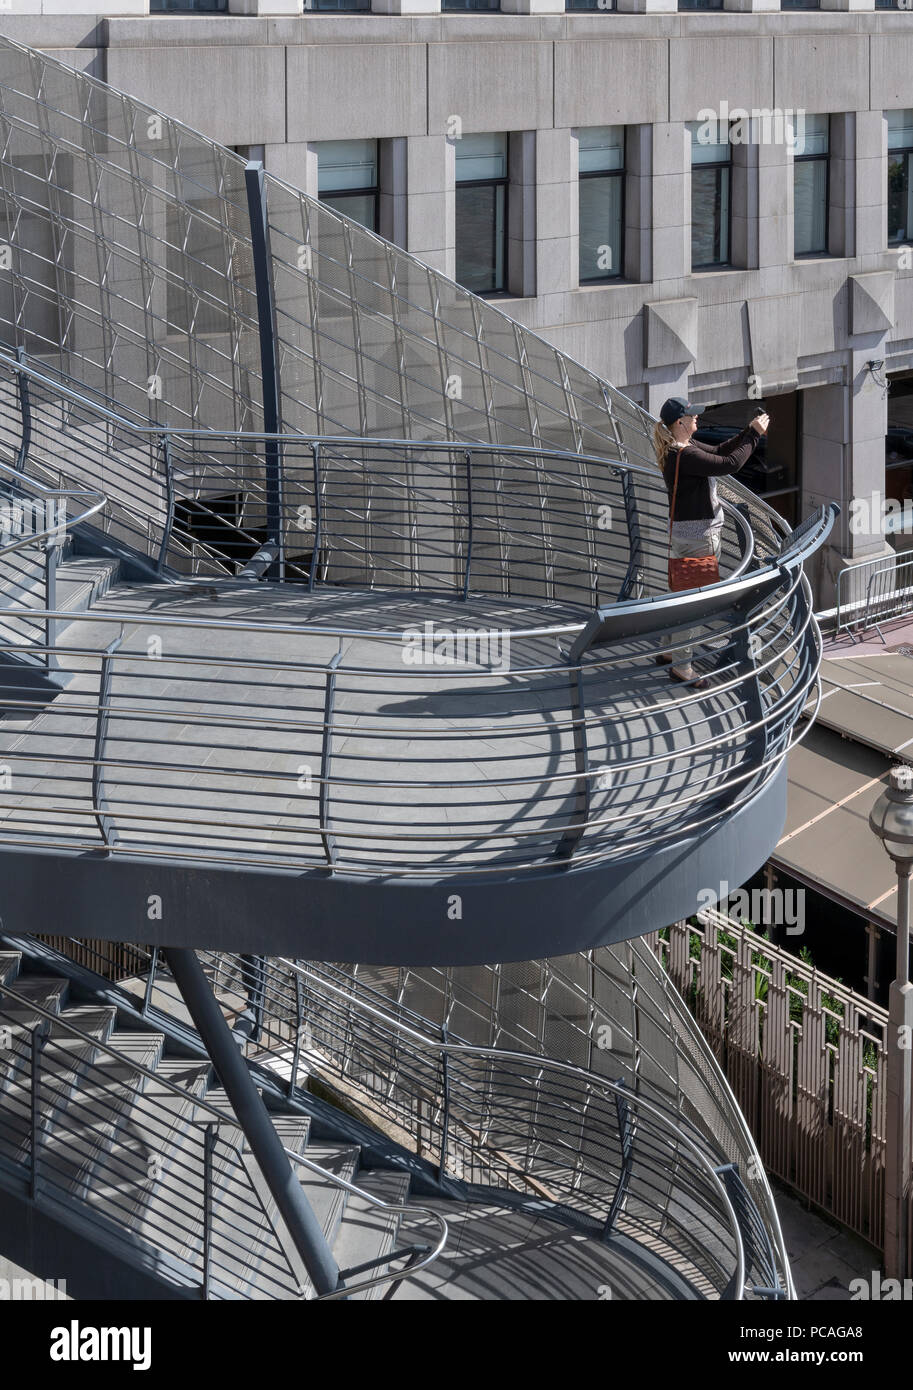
[772,651,913,932]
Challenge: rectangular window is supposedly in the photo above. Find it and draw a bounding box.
[794,114,829,257]
[455,133,508,296]
[150,0,229,10]
[566,0,615,8]
[888,111,913,246]
[578,126,624,284]
[678,0,723,9]
[442,0,499,9]
[316,139,379,233]
[690,122,731,270]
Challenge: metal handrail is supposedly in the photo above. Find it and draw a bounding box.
[0,346,757,592]
[148,953,747,1296]
[0,574,818,875]
[17,936,790,1297]
[0,972,449,1300]
[283,1148,449,1301]
[0,977,305,1298]
[257,959,752,1297]
[834,549,913,639]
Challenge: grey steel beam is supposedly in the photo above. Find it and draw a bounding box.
[165,947,341,1297]
[244,161,284,581]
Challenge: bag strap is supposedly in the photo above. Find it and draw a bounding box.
[668,446,681,555]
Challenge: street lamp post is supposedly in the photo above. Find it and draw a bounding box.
[869,766,913,1281]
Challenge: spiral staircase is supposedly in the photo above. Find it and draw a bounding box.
[0,34,826,1298]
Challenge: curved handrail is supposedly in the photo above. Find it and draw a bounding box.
[0,971,450,1300]
[0,346,758,597]
[281,1148,449,1301]
[0,438,107,560]
[0,567,820,876]
[264,957,751,1298]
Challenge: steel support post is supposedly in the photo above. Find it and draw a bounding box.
[885,867,913,1280]
[166,947,341,1297]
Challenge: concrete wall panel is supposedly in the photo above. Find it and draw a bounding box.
[554,40,667,129]
[427,41,552,135]
[107,45,286,146]
[287,42,426,142]
[773,35,868,114]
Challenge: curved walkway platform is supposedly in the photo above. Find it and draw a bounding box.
[0,564,803,963]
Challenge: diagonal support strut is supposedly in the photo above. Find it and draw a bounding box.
[165,947,342,1298]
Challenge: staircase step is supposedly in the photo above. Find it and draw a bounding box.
[333,1169,412,1301]
[0,976,69,1088]
[97,1031,166,1088]
[0,952,21,986]
[0,975,68,1029]
[183,1094,315,1299]
[47,1005,117,1044]
[54,556,121,615]
[295,1144,360,1247]
[0,1004,117,1168]
[42,1057,212,1240]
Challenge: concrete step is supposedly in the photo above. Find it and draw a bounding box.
[332,1168,411,1301]
[0,1005,118,1167]
[97,1031,166,1091]
[0,952,21,987]
[0,975,69,1090]
[48,1058,212,1240]
[0,554,120,657]
[295,1144,360,1250]
[54,555,122,616]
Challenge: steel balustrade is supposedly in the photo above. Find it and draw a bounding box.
[835,550,913,640]
[181,950,755,1297]
[0,355,830,878]
[0,346,691,603]
[0,565,820,875]
[0,972,449,1300]
[0,446,105,663]
[8,932,793,1297]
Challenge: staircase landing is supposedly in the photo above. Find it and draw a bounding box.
[0,579,785,965]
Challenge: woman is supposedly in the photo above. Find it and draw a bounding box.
[653,397,769,688]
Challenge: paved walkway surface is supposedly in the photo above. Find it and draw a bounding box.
[0,578,751,873]
[772,1183,878,1301]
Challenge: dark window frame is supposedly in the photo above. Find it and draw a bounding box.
[691,127,732,272]
[578,133,626,285]
[455,145,509,298]
[794,116,831,259]
[888,116,913,247]
[317,140,381,235]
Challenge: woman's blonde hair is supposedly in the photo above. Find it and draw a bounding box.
[652,419,677,471]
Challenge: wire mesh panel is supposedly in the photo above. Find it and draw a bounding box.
[0,35,661,507]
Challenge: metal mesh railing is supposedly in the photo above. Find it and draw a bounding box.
[0,975,306,1299]
[16,933,792,1297]
[0,35,654,479]
[168,949,749,1298]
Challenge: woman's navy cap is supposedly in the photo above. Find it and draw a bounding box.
[660,397,699,426]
